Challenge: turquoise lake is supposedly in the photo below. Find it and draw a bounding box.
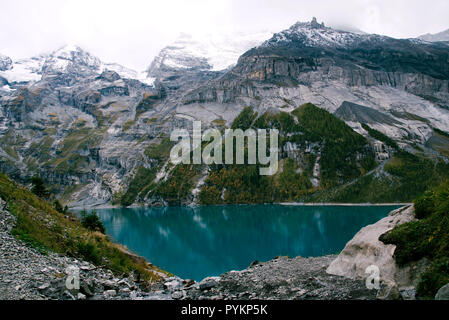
[95,205,400,281]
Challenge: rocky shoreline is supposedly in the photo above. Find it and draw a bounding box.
[1,197,379,300]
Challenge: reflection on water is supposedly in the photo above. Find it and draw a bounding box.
[95,205,400,281]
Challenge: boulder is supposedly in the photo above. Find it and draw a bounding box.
[171,291,184,300]
[199,277,220,291]
[103,289,117,298]
[435,283,449,300]
[376,281,401,300]
[326,205,425,292]
[98,70,120,82]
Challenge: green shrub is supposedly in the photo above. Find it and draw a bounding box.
[80,209,106,234]
[414,191,436,219]
[417,257,449,299]
[78,241,101,265]
[30,176,50,199]
[231,106,258,130]
[53,200,68,214]
[380,180,449,299]
[11,228,48,255]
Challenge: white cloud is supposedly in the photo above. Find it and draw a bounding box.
[0,0,448,71]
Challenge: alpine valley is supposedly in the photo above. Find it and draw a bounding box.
[1,18,449,209]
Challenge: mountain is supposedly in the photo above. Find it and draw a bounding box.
[146,31,274,105]
[182,18,449,140]
[0,54,12,71]
[0,45,163,207]
[418,28,449,42]
[147,31,274,74]
[0,45,154,88]
[1,19,449,208]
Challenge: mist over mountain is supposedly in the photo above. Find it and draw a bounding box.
[419,28,449,42]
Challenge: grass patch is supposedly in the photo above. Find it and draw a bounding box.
[122,120,135,132]
[0,171,166,282]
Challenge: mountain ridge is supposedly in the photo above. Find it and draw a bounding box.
[0,18,448,207]
[418,28,449,42]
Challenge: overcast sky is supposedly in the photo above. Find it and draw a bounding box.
[1,0,448,71]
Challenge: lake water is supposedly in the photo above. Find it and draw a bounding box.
[95,205,401,281]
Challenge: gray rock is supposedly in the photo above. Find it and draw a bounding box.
[199,280,217,291]
[38,282,51,291]
[80,283,94,297]
[400,288,416,300]
[129,291,138,300]
[327,206,416,285]
[435,283,449,300]
[64,290,76,300]
[171,291,184,300]
[376,281,401,300]
[103,290,117,298]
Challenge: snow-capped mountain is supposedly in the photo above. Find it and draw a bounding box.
[418,28,449,42]
[0,45,155,87]
[1,18,449,208]
[42,45,102,76]
[147,30,274,76]
[102,62,155,86]
[182,18,449,139]
[261,17,371,48]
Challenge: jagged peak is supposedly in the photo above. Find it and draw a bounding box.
[40,44,102,76]
[304,17,326,29]
[289,17,327,31]
[49,44,96,60]
[147,30,273,73]
[260,17,371,49]
[54,44,84,53]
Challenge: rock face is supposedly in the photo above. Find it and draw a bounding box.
[1,20,449,208]
[326,205,429,297]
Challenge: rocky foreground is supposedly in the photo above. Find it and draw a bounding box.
[170,256,376,300]
[0,197,376,300]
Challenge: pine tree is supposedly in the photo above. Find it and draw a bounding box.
[30,176,50,199]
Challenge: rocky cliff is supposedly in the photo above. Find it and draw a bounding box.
[0,20,449,207]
